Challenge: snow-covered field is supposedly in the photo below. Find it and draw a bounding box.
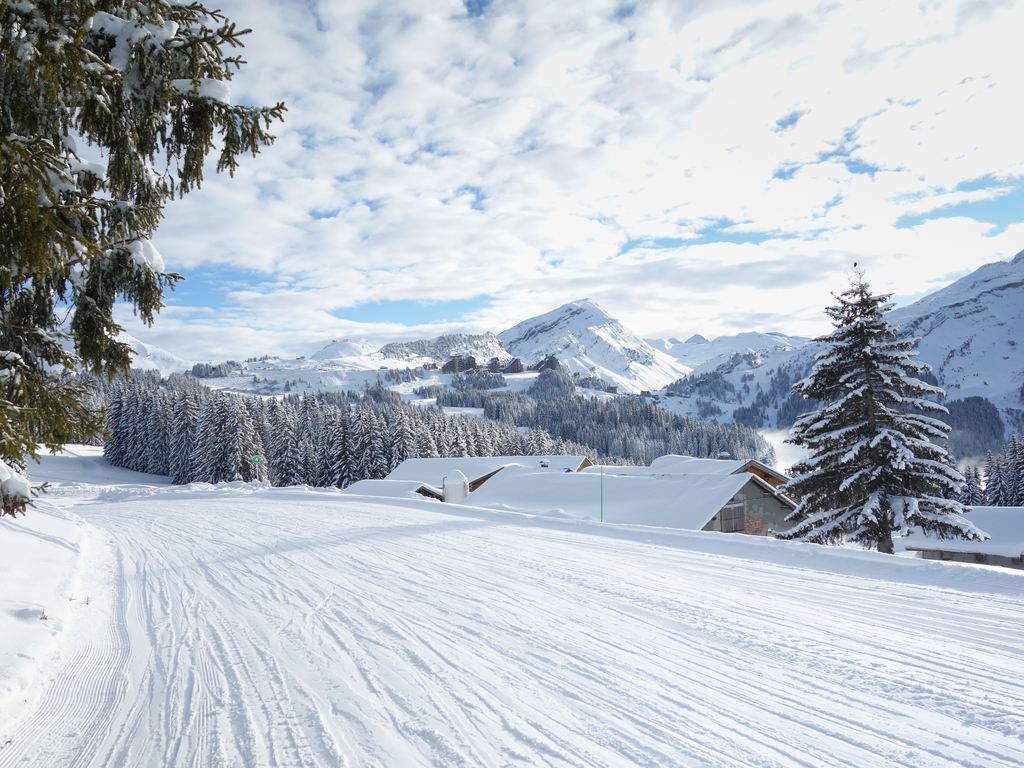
[2,449,1023,767]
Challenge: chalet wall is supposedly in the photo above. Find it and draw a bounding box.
[703,483,794,535]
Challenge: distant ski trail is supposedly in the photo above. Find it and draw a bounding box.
[2,495,1022,767]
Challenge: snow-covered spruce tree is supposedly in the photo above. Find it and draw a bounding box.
[168,391,199,485]
[960,465,986,507]
[780,272,986,553]
[0,1,284,515]
[269,404,303,487]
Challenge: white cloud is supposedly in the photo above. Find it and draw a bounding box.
[144,0,1024,359]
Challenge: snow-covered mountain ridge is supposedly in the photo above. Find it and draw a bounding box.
[497,299,692,393]
[647,250,1024,443]
[119,332,190,376]
[889,249,1024,421]
[646,331,811,372]
[378,333,511,365]
[125,252,1023,435]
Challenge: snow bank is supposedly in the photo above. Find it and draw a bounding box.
[0,506,84,716]
[340,479,441,500]
[902,506,1024,557]
[0,460,31,505]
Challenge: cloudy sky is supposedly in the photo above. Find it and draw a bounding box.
[126,0,1024,361]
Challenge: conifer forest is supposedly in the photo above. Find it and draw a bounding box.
[98,370,776,488]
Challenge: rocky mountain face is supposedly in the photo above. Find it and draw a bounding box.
[378,333,511,365]
[497,299,692,394]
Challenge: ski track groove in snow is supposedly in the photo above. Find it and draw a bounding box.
[1,496,1022,767]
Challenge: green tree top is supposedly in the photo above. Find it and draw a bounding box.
[1,0,284,514]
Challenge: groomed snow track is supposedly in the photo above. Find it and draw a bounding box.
[2,488,1023,767]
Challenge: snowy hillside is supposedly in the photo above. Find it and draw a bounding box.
[890,249,1024,429]
[647,331,811,372]
[119,332,190,376]
[118,254,1023,436]
[2,449,1022,767]
[309,338,376,359]
[650,251,1024,441]
[380,332,511,365]
[498,299,692,394]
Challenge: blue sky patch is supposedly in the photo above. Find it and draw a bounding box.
[895,179,1023,234]
[775,110,806,131]
[330,296,493,325]
[619,237,685,255]
[161,264,270,312]
[844,158,879,176]
[464,0,490,18]
[456,185,487,210]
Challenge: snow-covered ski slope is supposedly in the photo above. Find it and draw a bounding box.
[2,452,1023,767]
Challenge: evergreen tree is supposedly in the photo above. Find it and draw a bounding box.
[102,385,129,468]
[1011,436,1024,506]
[169,392,199,484]
[223,398,266,483]
[191,396,228,484]
[144,392,171,476]
[1,1,283,515]
[960,465,986,507]
[300,438,319,486]
[322,409,355,488]
[388,410,416,471]
[269,404,303,487]
[366,411,389,479]
[415,423,441,460]
[780,272,986,553]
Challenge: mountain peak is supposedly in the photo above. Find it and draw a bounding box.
[1012,248,1024,265]
[498,300,691,393]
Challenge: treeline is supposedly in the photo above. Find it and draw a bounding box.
[965,436,1024,506]
[437,378,776,467]
[103,376,602,487]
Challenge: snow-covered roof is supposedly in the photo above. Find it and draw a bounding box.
[385,456,591,486]
[462,467,757,530]
[591,455,788,484]
[901,507,1024,558]
[339,480,442,500]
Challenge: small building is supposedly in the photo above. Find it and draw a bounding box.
[488,357,502,373]
[461,467,796,535]
[502,358,525,374]
[421,362,438,371]
[902,506,1022,570]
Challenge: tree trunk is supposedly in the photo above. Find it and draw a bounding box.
[876,534,895,555]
